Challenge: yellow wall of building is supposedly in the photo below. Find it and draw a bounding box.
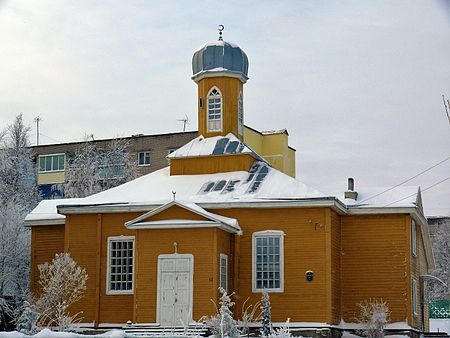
[37,171,65,185]
[243,126,296,178]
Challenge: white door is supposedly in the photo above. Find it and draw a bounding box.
[157,254,193,326]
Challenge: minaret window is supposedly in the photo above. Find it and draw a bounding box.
[238,92,243,135]
[207,87,222,132]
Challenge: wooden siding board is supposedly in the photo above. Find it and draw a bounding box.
[170,154,254,175]
[30,225,65,296]
[341,215,409,324]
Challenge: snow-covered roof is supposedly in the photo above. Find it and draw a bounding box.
[260,128,289,136]
[167,133,263,160]
[340,186,420,208]
[24,198,83,225]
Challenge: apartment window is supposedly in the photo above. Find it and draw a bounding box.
[411,219,417,257]
[167,148,178,165]
[38,154,65,172]
[107,236,134,294]
[138,151,151,166]
[238,92,243,135]
[207,87,222,132]
[220,254,228,291]
[412,279,418,316]
[98,165,124,179]
[252,230,284,292]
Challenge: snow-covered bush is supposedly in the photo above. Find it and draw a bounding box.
[260,291,272,337]
[200,287,240,338]
[238,297,261,336]
[15,301,40,335]
[268,318,292,338]
[217,287,240,338]
[429,218,450,300]
[35,253,88,331]
[356,299,390,338]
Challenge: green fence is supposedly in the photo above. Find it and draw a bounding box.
[430,300,450,319]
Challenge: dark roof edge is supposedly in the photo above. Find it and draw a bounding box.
[28,130,199,149]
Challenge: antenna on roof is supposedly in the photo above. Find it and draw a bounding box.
[176,114,190,132]
[34,115,42,145]
[218,25,224,41]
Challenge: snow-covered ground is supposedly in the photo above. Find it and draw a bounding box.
[0,329,134,338]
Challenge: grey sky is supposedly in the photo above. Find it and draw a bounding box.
[0,0,449,216]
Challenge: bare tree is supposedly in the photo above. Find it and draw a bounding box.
[35,253,88,331]
[64,137,138,198]
[356,299,390,338]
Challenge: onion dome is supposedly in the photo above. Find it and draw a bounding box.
[192,40,249,83]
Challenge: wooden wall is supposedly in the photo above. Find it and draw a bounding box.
[215,207,329,323]
[197,77,243,139]
[30,224,65,296]
[341,214,409,324]
[170,154,254,175]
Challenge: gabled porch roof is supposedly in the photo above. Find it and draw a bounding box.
[124,200,241,234]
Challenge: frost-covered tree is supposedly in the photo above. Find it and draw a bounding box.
[0,114,37,328]
[429,218,450,300]
[356,299,390,338]
[260,291,272,337]
[217,287,240,338]
[64,137,138,198]
[35,253,88,331]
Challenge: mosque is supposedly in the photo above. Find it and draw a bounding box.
[26,29,433,336]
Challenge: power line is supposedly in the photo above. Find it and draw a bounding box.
[383,176,450,207]
[355,156,450,205]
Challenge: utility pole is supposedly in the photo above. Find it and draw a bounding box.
[34,115,42,145]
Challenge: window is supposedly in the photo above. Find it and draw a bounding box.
[412,279,418,315]
[238,92,243,135]
[138,151,151,166]
[207,87,222,132]
[38,154,65,172]
[252,230,284,292]
[107,236,134,294]
[220,254,228,291]
[411,219,417,257]
[98,165,124,179]
[167,148,178,164]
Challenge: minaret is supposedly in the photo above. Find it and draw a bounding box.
[192,26,249,140]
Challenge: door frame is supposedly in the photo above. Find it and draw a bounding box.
[156,253,194,326]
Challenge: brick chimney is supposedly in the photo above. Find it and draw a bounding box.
[344,177,358,200]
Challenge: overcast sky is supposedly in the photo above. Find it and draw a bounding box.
[0,0,449,216]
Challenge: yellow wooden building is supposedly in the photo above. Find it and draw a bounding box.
[25,35,434,337]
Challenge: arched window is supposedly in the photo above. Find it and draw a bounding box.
[207,87,222,132]
[238,92,243,135]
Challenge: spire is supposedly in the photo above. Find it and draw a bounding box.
[218,24,224,41]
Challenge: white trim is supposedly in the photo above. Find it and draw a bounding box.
[137,151,151,167]
[192,70,248,84]
[412,278,418,316]
[106,236,135,295]
[206,86,223,133]
[38,153,66,173]
[252,230,285,293]
[238,91,243,136]
[24,218,66,227]
[156,254,194,326]
[126,220,239,234]
[220,253,228,292]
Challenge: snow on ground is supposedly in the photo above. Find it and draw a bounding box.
[0,328,155,338]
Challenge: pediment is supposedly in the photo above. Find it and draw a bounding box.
[125,200,241,234]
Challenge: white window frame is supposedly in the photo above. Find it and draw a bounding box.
[166,148,178,165]
[252,230,285,293]
[137,151,151,166]
[207,86,223,132]
[220,253,228,292]
[106,236,135,295]
[38,153,65,173]
[411,219,417,257]
[238,92,243,136]
[412,278,418,316]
